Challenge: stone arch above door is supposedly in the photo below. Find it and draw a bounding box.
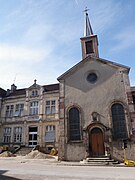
[86,122,108,132]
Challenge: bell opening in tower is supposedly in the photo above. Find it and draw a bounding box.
[85,40,94,54]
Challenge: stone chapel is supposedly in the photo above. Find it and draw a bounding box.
[58,11,135,161]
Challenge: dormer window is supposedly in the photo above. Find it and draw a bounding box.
[31,90,38,97]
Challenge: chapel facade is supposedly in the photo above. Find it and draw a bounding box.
[58,12,135,161]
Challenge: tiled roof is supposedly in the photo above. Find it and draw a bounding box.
[7,88,26,97]
[5,83,59,97]
[43,83,59,92]
[0,88,6,97]
[131,86,135,92]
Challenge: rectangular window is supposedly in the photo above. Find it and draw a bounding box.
[45,125,55,142]
[85,40,93,54]
[14,127,22,143]
[30,101,38,115]
[132,92,135,104]
[45,100,56,115]
[5,105,14,117]
[14,104,24,116]
[3,127,11,143]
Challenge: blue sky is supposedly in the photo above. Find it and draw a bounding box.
[0,0,135,89]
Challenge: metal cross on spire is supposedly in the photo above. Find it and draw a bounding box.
[83,7,93,36]
[84,7,89,13]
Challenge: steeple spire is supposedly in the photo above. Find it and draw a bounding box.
[80,8,99,59]
[84,7,93,36]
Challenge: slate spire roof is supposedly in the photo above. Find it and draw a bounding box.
[84,8,93,36]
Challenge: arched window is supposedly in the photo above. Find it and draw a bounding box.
[68,107,81,141]
[111,103,127,140]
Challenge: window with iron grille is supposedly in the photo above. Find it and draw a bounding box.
[45,100,56,115]
[68,107,81,141]
[5,105,14,117]
[3,127,11,143]
[30,101,38,115]
[14,127,22,143]
[45,125,55,142]
[111,103,128,140]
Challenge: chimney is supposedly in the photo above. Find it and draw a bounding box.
[11,84,17,93]
[6,89,11,96]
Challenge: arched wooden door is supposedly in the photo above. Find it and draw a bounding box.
[90,127,105,156]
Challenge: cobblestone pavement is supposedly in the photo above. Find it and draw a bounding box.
[0,157,135,180]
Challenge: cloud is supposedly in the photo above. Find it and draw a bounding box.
[110,25,135,52]
[0,44,50,62]
[91,1,122,34]
[72,0,122,34]
[74,0,79,6]
[0,43,52,89]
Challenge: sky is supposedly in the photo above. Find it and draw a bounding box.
[0,0,135,90]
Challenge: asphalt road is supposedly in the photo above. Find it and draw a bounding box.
[0,157,135,180]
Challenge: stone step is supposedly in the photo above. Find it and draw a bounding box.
[80,161,109,166]
[80,156,119,166]
[87,159,109,162]
[87,159,115,162]
[86,157,110,161]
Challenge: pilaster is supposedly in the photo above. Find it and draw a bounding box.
[58,80,65,160]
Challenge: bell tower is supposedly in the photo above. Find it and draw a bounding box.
[80,8,99,59]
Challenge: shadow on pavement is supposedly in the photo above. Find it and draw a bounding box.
[0,170,21,180]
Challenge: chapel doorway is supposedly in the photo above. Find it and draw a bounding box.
[90,127,105,156]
